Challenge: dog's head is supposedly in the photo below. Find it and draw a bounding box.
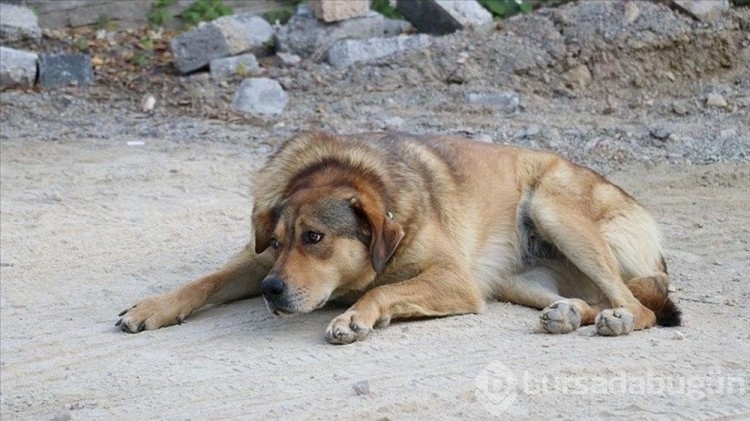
[252,186,404,315]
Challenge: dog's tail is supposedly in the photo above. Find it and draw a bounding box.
[627,274,682,327]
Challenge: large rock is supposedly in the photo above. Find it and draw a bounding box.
[671,0,730,22]
[0,3,42,42]
[171,15,273,74]
[276,6,385,58]
[328,34,431,67]
[0,47,38,88]
[210,53,259,80]
[396,0,492,35]
[38,53,94,88]
[232,78,288,116]
[310,0,370,22]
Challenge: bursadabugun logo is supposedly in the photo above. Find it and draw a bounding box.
[474,360,518,416]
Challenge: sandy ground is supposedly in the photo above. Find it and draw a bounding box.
[1,138,748,419]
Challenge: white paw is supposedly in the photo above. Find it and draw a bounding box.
[324,311,372,344]
[538,300,581,334]
[595,308,634,336]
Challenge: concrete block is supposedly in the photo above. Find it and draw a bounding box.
[328,34,431,67]
[38,53,94,88]
[210,53,259,80]
[0,47,38,88]
[0,3,42,42]
[232,78,288,116]
[310,0,371,22]
[276,5,384,58]
[396,0,492,35]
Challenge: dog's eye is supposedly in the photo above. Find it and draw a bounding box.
[271,238,280,249]
[305,231,324,244]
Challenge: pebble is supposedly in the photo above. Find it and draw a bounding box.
[672,102,689,116]
[352,380,370,395]
[672,331,686,340]
[141,95,156,113]
[705,93,728,108]
[650,127,671,140]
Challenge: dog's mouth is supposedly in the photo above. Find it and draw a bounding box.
[265,296,329,316]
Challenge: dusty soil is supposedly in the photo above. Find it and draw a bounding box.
[1,1,749,419]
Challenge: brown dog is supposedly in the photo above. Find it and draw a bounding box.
[116,131,680,343]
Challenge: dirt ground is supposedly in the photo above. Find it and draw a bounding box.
[1,1,749,419]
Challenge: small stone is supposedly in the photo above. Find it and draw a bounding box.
[650,127,671,140]
[668,285,677,293]
[705,93,728,108]
[384,116,405,129]
[232,78,288,116]
[396,0,493,35]
[474,134,493,143]
[210,53,260,80]
[563,65,592,90]
[327,34,431,68]
[141,95,156,113]
[672,102,689,116]
[38,53,94,89]
[310,0,370,22]
[624,2,640,24]
[514,126,541,140]
[465,91,520,113]
[352,380,370,395]
[603,96,618,114]
[0,47,38,88]
[209,15,274,56]
[672,331,686,340]
[276,52,302,67]
[0,3,42,42]
[383,18,412,36]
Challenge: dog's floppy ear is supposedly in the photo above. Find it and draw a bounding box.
[252,204,279,254]
[350,197,404,274]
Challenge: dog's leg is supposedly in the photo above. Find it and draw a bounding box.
[499,267,602,334]
[325,260,484,344]
[529,198,657,336]
[116,244,272,333]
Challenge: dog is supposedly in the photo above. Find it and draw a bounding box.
[116,131,681,344]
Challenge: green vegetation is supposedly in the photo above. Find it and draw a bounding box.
[148,0,232,28]
[371,0,402,19]
[478,0,532,19]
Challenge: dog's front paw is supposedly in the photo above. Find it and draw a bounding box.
[115,294,192,333]
[595,308,634,336]
[538,300,581,334]
[324,311,374,344]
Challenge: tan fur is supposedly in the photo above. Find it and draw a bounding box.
[116,131,680,342]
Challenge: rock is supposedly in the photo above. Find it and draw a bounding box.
[396,0,492,35]
[514,126,541,140]
[672,331,686,340]
[705,92,728,108]
[465,91,520,113]
[328,34,431,68]
[171,15,273,74]
[650,127,671,141]
[37,54,94,88]
[623,1,640,24]
[672,102,689,116]
[672,0,729,23]
[474,133,493,143]
[563,65,593,89]
[352,380,370,396]
[140,95,156,113]
[232,78,288,116]
[383,18,413,36]
[0,47,38,88]
[310,0,370,22]
[276,6,385,58]
[171,23,229,74]
[209,15,274,56]
[276,52,302,67]
[210,53,260,80]
[0,3,42,42]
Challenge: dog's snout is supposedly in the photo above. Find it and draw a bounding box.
[261,277,286,299]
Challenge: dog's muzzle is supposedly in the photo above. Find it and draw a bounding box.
[261,276,292,314]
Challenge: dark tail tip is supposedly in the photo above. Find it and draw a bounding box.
[656,297,682,327]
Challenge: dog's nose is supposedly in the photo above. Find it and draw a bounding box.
[261,277,286,299]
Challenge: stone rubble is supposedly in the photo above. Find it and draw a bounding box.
[37,53,94,88]
[0,46,38,88]
[396,0,492,35]
[0,3,42,42]
[328,34,431,68]
[231,78,288,116]
[310,0,371,23]
[210,53,260,80]
[672,0,730,22]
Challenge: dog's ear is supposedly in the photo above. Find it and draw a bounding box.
[350,197,404,274]
[252,204,279,254]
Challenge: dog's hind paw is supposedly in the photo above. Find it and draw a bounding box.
[325,310,372,344]
[538,300,581,334]
[595,308,634,336]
